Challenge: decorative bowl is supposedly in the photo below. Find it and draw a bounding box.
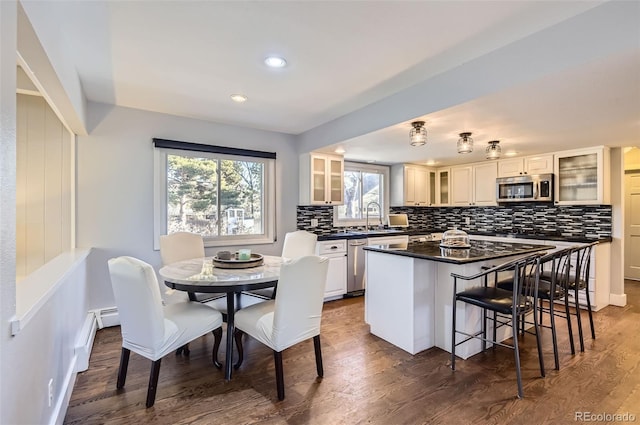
[439,228,471,248]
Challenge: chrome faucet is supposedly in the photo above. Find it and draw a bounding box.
[365,201,383,230]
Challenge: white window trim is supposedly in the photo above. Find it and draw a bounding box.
[153,147,276,250]
[333,161,390,228]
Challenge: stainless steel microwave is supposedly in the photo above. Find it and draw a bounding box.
[496,173,554,203]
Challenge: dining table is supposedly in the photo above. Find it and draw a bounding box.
[159,255,285,380]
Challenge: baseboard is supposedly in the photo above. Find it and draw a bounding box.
[609,293,627,307]
[75,312,98,372]
[91,306,120,328]
[55,308,116,425]
[50,356,77,425]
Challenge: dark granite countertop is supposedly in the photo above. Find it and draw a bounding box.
[363,240,555,265]
[317,229,409,241]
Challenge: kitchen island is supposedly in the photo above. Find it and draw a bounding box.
[363,240,553,358]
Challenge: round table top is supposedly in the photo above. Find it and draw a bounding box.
[159,255,284,292]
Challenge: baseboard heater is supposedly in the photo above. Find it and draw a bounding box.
[74,306,119,372]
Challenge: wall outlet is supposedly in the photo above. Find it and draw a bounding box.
[465,217,470,225]
[310,218,319,227]
[48,379,53,407]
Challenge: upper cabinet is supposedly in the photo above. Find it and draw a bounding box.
[451,162,498,206]
[299,153,344,205]
[390,164,434,206]
[497,154,554,177]
[437,168,450,206]
[554,147,609,205]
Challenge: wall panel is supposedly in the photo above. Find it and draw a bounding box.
[16,93,72,278]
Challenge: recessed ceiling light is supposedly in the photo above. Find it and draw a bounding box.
[230,94,247,103]
[504,151,518,157]
[425,160,437,166]
[264,56,287,68]
[334,147,346,154]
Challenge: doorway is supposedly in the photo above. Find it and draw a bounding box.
[625,148,640,281]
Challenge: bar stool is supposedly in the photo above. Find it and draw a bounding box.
[451,252,545,399]
[541,242,597,353]
[497,247,573,370]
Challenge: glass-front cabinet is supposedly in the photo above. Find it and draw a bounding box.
[299,153,344,205]
[428,170,437,206]
[554,147,609,205]
[437,168,450,206]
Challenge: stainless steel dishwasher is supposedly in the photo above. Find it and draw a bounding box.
[346,238,367,296]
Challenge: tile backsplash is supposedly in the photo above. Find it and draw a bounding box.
[297,204,612,239]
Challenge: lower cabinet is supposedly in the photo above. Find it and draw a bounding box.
[316,240,347,300]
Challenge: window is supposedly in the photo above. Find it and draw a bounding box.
[154,139,276,248]
[334,162,389,227]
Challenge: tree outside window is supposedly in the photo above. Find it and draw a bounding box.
[337,167,385,222]
[166,154,265,237]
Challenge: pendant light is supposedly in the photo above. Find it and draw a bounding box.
[457,132,473,154]
[409,121,427,146]
[486,140,501,159]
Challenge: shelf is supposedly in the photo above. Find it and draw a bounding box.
[559,182,597,189]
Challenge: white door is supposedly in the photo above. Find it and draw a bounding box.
[625,172,640,280]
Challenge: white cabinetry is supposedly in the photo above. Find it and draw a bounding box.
[299,153,344,205]
[391,164,434,206]
[554,147,609,205]
[367,234,409,246]
[450,166,472,206]
[498,154,554,177]
[437,168,450,206]
[316,239,347,300]
[450,162,497,206]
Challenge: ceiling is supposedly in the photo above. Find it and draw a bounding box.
[21,0,640,167]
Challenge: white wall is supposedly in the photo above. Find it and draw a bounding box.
[77,102,299,310]
[18,2,87,135]
[2,5,92,424]
[0,2,18,424]
[4,255,89,425]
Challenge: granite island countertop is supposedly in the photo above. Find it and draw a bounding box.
[363,240,555,265]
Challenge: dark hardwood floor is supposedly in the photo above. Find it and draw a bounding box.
[65,281,640,424]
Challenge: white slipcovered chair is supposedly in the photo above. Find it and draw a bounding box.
[160,232,224,303]
[281,230,318,259]
[159,231,205,266]
[233,255,329,400]
[246,230,318,299]
[108,256,223,408]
